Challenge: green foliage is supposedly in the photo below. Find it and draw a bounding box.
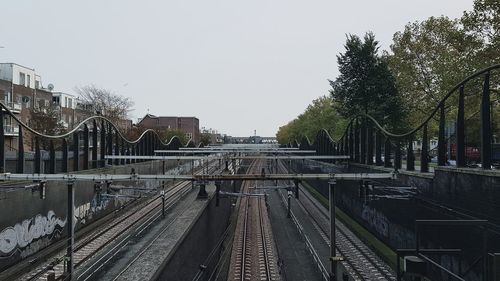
[329,32,405,130]
[160,128,188,145]
[200,133,212,146]
[330,32,404,130]
[276,95,346,144]
[388,0,499,130]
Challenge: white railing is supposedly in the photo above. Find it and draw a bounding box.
[4,101,22,111]
[4,125,19,136]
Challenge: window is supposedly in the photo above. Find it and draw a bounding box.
[35,80,40,89]
[19,73,26,86]
[26,75,31,87]
[65,97,68,107]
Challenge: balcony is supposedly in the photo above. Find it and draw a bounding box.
[2,102,22,113]
[4,125,19,136]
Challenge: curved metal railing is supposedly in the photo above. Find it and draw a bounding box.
[294,63,500,172]
[0,102,194,174]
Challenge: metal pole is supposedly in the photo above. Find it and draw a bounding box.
[396,251,401,281]
[294,179,299,199]
[161,190,165,218]
[66,180,75,278]
[287,189,291,218]
[216,182,220,207]
[329,179,337,281]
[275,158,278,186]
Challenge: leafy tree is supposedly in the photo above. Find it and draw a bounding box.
[75,85,134,125]
[388,16,485,127]
[462,0,499,59]
[159,128,188,145]
[329,32,405,129]
[389,0,500,125]
[276,95,346,144]
[200,133,212,146]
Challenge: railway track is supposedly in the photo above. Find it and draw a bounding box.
[229,159,281,281]
[277,160,396,281]
[17,162,220,281]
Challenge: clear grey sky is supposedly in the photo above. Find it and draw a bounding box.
[0,0,473,136]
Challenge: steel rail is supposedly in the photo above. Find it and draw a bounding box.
[277,161,396,280]
[258,196,272,280]
[17,162,218,281]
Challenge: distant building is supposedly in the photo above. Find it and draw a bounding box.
[201,127,224,145]
[138,114,200,143]
[52,92,79,129]
[226,135,277,144]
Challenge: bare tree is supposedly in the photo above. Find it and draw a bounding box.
[29,105,66,149]
[74,85,134,124]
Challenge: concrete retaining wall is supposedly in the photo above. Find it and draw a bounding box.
[0,160,194,272]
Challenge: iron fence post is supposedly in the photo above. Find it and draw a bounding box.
[367,123,374,165]
[73,131,79,172]
[421,125,429,172]
[360,118,366,164]
[395,141,402,170]
[83,124,89,170]
[349,125,354,161]
[438,103,446,166]
[407,137,415,171]
[100,120,106,168]
[49,140,56,174]
[480,71,492,169]
[107,125,113,165]
[0,110,4,173]
[114,132,119,165]
[35,137,41,173]
[375,130,382,166]
[354,120,360,163]
[62,138,68,173]
[456,85,466,167]
[384,138,392,168]
[329,179,337,281]
[92,120,98,169]
[17,125,24,173]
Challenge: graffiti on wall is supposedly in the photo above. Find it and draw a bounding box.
[74,193,125,225]
[0,211,66,258]
[361,205,390,238]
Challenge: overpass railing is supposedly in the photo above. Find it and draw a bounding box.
[0,102,191,174]
[293,64,500,172]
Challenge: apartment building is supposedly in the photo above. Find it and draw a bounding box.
[138,114,200,143]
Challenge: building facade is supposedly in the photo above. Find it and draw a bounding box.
[0,63,54,150]
[138,114,200,143]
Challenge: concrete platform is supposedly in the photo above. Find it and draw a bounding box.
[76,185,215,281]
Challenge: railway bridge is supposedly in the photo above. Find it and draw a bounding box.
[0,65,500,281]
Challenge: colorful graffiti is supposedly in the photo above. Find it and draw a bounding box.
[0,210,66,257]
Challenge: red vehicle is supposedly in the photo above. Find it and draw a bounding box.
[449,144,481,163]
